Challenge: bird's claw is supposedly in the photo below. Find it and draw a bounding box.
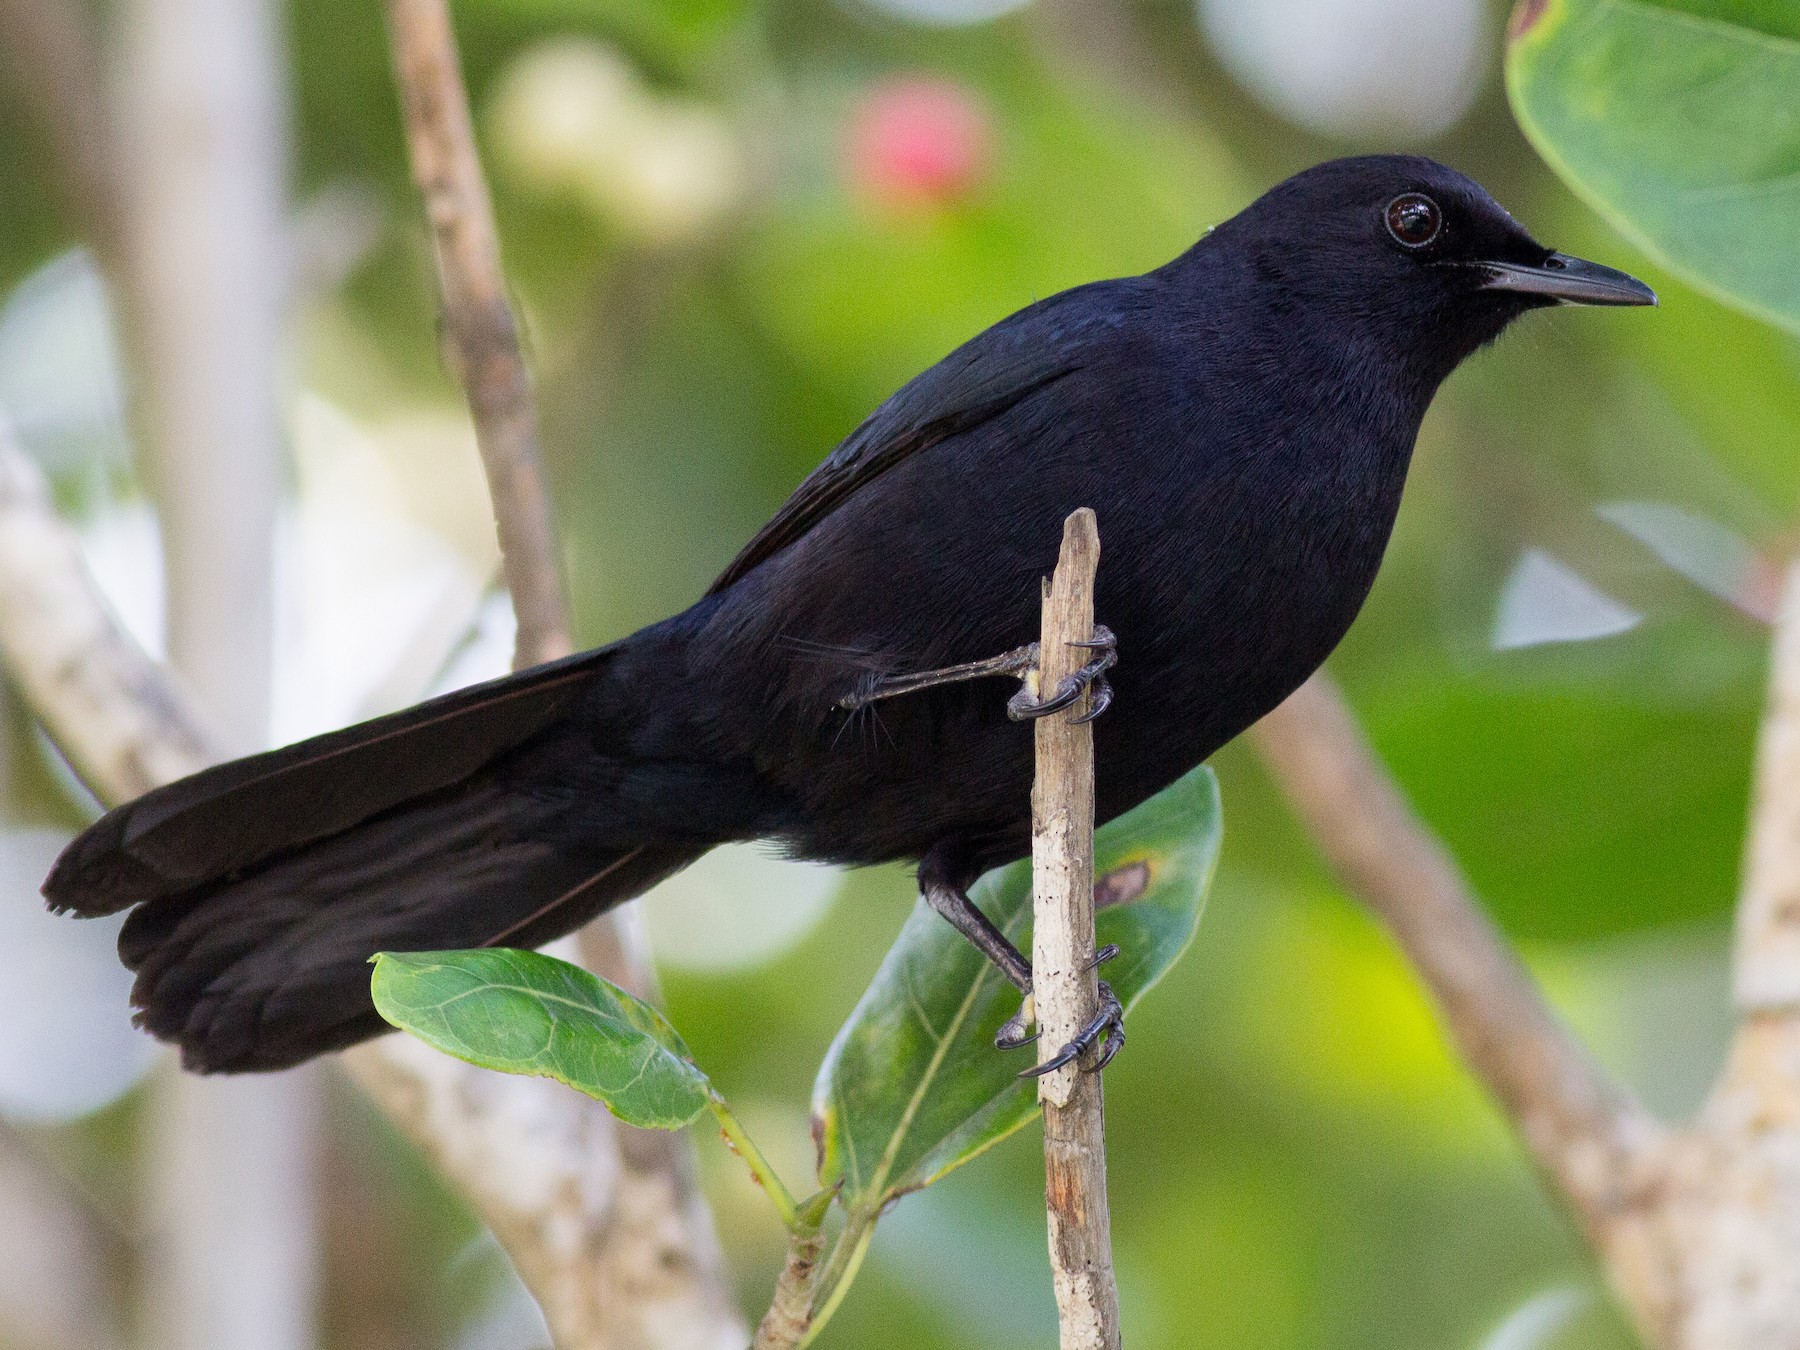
[995,991,1038,1051]
[1020,980,1125,1078]
[1007,626,1117,723]
[1071,676,1113,725]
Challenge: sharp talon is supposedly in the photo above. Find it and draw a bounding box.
[995,992,1037,1050]
[1021,1044,1080,1078]
[1017,981,1125,1077]
[1085,943,1120,971]
[1092,1017,1125,1071]
[1068,625,1116,651]
[1071,676,1112,724]
[995,1021,1038,1051]
[1007,676,1082,721]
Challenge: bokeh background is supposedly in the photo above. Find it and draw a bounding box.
[2,0,1795,1347]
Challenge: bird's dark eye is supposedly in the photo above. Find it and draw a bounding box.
[1385,193,1442,249]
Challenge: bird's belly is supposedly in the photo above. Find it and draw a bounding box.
[763,595,1340,875]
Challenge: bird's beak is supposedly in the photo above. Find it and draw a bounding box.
[1473,252,1657,307]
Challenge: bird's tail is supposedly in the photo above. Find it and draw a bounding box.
[43,644,732,1072]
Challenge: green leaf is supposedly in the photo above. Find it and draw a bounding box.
[370,948,712,1130]
[811,765,1221,1211]
[1506,0,1800,333]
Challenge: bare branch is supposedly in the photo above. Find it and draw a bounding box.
[1032,508,1122,1350]
[1250,676,1665,1261]
[110,5,320,1345]
[0,418,216,796]
[1657,559,1800,1346]
[1732,560,1800,1015]
[343,1025,746,1350]
[383,0,571,668]
[751,1226,828,1350]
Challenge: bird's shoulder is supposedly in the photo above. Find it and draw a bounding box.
[707,275,1165,594]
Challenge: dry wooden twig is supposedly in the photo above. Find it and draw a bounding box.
[1032,508,1123,1350]
[384,0,571,668]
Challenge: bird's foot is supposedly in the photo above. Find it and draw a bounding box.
[1021,980,1125,1077]
[1007,625,1116,724]
[995,992,1037,1051]
[993,944,1123,1064]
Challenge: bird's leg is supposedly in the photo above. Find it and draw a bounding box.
[920,848,1125,1074]
[838,642,1040,712]
[1006,625,1116,725]
[837,625,1117,727]
[922,874,1042,1052]
[922,872,1033,994]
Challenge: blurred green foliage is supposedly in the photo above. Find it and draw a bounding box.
[5,0,1798,1346]
[1508,0,1800,333]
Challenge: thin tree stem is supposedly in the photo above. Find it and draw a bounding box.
[1032,507,1123,1350]
[383,0,571,669]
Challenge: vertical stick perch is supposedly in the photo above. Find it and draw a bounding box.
[1033,507,1123,1350]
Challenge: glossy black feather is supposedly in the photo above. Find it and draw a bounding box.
[45,645,612,914]
[43,155,1644,1072]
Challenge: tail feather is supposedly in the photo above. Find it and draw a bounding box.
[45,646,611,916]
[42,644,734,1073]
[123,771,702,1072]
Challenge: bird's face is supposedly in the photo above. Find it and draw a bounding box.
[1221,155,1655,390]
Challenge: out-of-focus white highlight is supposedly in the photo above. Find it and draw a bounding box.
[0,829,160,1122]
[1196,0,1486,140]
[1599,500,1768,620]
[489,40,745,247]
[0,252,130,474]
[1478,1286,1590,1350]
[848,0,1034,28]
[74,394,504,746]
[643,843,843,973]
[1492,549,1642,651]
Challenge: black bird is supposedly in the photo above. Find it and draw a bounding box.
[43,155,1654,1075]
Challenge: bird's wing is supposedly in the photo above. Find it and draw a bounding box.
[706,285,1127,594]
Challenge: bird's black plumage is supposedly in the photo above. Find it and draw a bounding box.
[43,155,1654,1072]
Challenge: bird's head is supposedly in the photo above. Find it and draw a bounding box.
[1209,155,1655,391]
